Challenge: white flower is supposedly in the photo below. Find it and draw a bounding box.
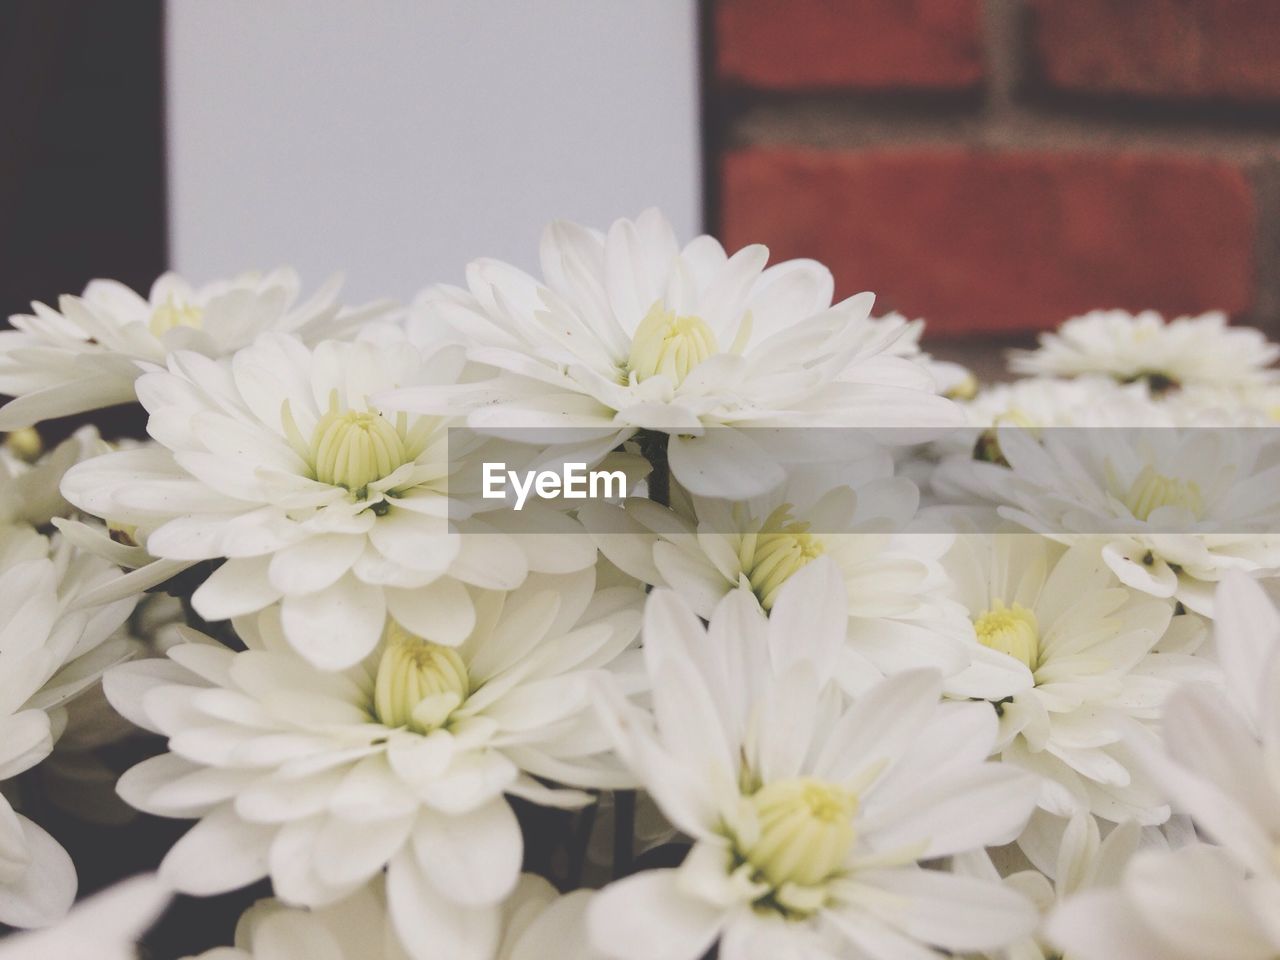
[940,422,1280,615]
[103,568,640,960]
[0,528,137,927]
[588,559,1039,960]
[61,334,597,669]
[962,377,1158,431]
[381,209,962,500]
[956,811,1150,960]
[943,536,1213,825]
[1009,309,1280,392]
[185,875,601,960]
[0,268,387,429]
[0,427,101,528]
[1048,572,1280,959]
[0,874,168,960]
[1048,842,1268,960]
[873,312,976,400]
[583,460,1007,700]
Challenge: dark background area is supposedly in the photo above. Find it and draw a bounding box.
[0,0,165,441]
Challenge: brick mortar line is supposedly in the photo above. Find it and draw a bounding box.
[723,104,1280,162]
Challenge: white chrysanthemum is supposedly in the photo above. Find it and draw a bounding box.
[380,209,962,499]
[61,334,597,668]
[955,812,1148,960]
[584,461,1018,701]
[0,526,137,928]
[0,874,168,960]
[938,422,1280,615]
[873,312,976,400]
[0,426,102,528]
[104,568,640,960]
[0,268,387,429]
[185,875,601,960]
[1009,309,1280,392]
[588,559,1039,960]
[963,377,1158,431]
[1048,574,1280,959]
[943,536,1213,825]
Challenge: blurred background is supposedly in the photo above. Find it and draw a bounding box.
[6,0,1280,378]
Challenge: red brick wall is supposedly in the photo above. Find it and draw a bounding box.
[710,0,1280,338]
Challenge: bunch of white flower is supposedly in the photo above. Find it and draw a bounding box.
[1,214,1278,960]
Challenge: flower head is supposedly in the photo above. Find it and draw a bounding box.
[1009,309,1280,393]
[381,209,962,499]
[943,536,1214,825]
[104,568,641,959]
[588,559,1039,959]
[62,334,597,668]
[0,269,386,429]
[0,527,137,928]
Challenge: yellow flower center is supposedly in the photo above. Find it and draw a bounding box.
[975,600,1040,671]
[2,427,42,462]
[373,622,469,734]
[149,296,204,337]
[744,777,858,890]
[307,398,408,495]
[739,506,825,611]
[627,302,719,385]
[1122,465,1204,521]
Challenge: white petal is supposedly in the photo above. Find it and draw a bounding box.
[280,575,387,669]
[857,867,1038,952]
[410,801,522,906]
[160,805,274,895]
[0,817,75,929]
[586,869,722,960]
[388,850,499,960]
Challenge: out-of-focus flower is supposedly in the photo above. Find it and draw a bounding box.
[956,812,1147,960]
[1009,309,1279,393]
[0,427,102,528]
[939,422,1280,615]
[1047,573,1280,959]
[0,269,387,429]
[0,529,137,927]
[104,568,640,960]
[942,536,1212,825]
[62,335,596,669]
[0,874,168,960]
[588,559,1039,960]
[380,208,962,500]
[184,875,601,960]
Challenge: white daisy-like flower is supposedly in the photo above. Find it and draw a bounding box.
[943,535,1213,825]
[0,527,138,928]
[872,312,976,400]
[381,209,962,500]
[0,426,102,528]
[1008,309,1280,392]
[61,334,597,669]
[0,874,168,960]
[962,377,1157,432]
[937,421,1280,615]
[103,568,641,960]
[184,875,601,960]
[956,812,1149,960]
[1048,573,1280,959]
[0,268,387,429]
[583,460,1015,701]
[588,559,1039,960]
